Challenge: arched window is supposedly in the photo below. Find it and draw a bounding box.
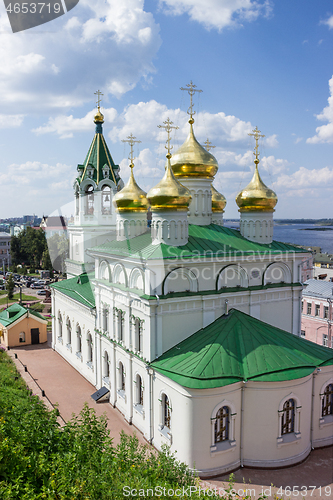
[118,311,123,342]
[214,406,229,443]
[136,374,144,406]
[162,393,171,429]
[87,332,93,365]
[322,384,333,417]
[66,318,71,346]
[85,185,94,215]
[281,399,295,435]
[76,325,82,356]
[103,307,109,333]
[103,351,110,382]
[134,318,142,353]
[119,362,125,392]
[101,185,111,215]
[75,187,79,216]
[58,311,62,339]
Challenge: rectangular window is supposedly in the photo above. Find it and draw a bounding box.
[315,304,320,316]
[324,306,329,319]
[323,334,328,347]
[307,303,312,315]
[301,330,306,337]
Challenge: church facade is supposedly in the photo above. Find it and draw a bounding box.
[51,96,333,476]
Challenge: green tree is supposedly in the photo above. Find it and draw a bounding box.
[5,275,15,300]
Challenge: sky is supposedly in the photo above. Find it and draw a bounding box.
[0,0,333,220]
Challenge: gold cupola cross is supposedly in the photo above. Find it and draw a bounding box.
[122,134,142,168]
[94,90,103,109]
[158,118,179,157]
[204,138,215,152]
[248,126,265,162]
[180,81,202,121]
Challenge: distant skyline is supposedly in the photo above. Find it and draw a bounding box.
[0,0,333,219]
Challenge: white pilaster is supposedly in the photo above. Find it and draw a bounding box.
[116,212,148,241]
[179,178,212,225]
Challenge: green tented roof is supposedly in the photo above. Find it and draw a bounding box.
[51,273,95,309]
[89,224,309,261]
[150,309,333,389]
[78,124,120,185]
[0,303,47,328]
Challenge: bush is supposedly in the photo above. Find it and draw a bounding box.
[0,350,202,499]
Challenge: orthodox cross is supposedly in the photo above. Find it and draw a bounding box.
[122,134,141,167]
[94,90,103,109]
[180,81,202,120]
[248,126,265,161]
[204,138,215,152]
[158,118,179,156]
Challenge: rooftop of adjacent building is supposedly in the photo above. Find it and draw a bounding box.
[303,279,333,300]
[0,303,47,328]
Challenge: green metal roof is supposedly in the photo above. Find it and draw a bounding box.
[0,304,46,328]
[77,123,120,185]
[150,309,333,389]
[51,273,95,309]
[90,224,309,261]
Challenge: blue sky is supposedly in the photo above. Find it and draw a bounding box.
[0,0,333,219]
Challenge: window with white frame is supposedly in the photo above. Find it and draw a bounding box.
[101,185,112,215]
[135,374,144,407]
[85,185,94,215]
[66,318,71,346]
[86,332,93,365]
[277,393,301,445]
[58,311,62,339]
[322,384,333,417]
[162,393,171,429]
[133,317,143,353]
[76,324,82,357]
[19,332,25,343]
[315,304,320,317]
[307,303,312,315]
[324,306,329,319]
[103,307,109,333]
[103,351,110,383]
[210,400,236,452]
[118,310,124,342]
[301,330,306,338]
[323,334,328,347]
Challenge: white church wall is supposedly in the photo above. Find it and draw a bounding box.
[242,377,312,468]
[312,369,333,448]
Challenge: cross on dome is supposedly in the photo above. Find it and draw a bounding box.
[94,89,103,109]
[180,81,202,122]
[158,118,179,157]
[249,126,265,162]
[204,138,215,152]
[122,134,141,168]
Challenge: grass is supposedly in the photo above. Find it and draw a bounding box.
[0,294,37,306]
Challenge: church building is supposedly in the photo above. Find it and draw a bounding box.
[51,88,333,476]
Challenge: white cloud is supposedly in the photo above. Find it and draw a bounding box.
[32,108,118,138]
[158,0,272,31]
[260,155,289,174]
[272,166,333,192]
[321,15,333,29]
[0,0,161,113]
[0,114,24,128]
[307,76,333,143]
[265,134,278,148]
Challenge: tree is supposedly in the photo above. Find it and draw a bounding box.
[6,275,15,300]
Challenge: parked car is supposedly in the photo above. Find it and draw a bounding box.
[30,283,44,289]
[37,289,47,295]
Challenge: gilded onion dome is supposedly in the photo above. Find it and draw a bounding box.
[94,106,104,124]
[170,119,218,178]
[211,185,227,213]
[147,154,191,211]
[113,164,148,212]
[236,159,278,212]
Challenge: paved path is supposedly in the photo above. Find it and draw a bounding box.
[3,340,333,499]
[6,339,147,447]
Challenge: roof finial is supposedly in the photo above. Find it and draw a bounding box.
[94,89,103,109]
[204,138,215,153]
[122,133,141,169]
[158,118,179,158]
[180,80,202,124]
[248,126,265,164]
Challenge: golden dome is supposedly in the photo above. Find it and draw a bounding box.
[211,185,227,213]
[94,106,104,124]
[170,120,218,178]
[113,164,148,212]
[236,160,278,212]
[147,155,191,211]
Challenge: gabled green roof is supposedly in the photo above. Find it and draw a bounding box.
[51,273,95,309]
[89,224,309,261]
[77,123,120,185]
[0,304,46,328]
[150,309,333,389]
